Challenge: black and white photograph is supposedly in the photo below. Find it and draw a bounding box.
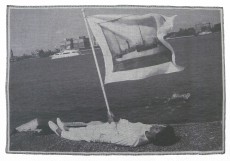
[6,5,224,154]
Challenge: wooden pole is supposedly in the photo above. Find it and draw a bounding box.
[81,9,114,121]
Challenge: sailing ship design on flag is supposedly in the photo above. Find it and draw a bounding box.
[87,14,184,83]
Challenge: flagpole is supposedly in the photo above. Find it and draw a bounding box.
[81,8,114,121]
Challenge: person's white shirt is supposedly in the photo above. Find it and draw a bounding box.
[61,119,152,147]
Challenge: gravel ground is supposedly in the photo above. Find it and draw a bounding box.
[8,121,224,154]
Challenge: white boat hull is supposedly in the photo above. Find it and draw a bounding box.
[198,31,212,35]
[51,52,80,60]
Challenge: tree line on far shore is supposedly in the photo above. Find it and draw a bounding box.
[35,49,61,58]
[164,23,221,39]
[11,48,61,62]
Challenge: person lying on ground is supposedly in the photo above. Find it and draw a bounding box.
[48,118,179,147]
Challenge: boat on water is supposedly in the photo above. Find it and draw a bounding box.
[198,31,212,36]
[51,50,80,59]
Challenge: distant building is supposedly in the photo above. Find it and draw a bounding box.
[10,49,17,62]
[195,23,212,35]
[79,36,91,49]
[59,36,91,51]
[93,36,99,46]
[60,44,66,50]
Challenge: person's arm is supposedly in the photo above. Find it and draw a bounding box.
[63,122,87,127]
[107,112,115,123]
[63,121,104,127]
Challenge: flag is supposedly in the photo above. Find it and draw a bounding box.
[87,14,184,84]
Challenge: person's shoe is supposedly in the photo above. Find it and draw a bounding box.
[57,118,68,131]
[48,121,62,136]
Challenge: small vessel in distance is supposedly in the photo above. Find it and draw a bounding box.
[198,31,212,36]
[51,49,80,59]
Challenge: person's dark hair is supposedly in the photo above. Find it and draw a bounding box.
[152,125,180,146]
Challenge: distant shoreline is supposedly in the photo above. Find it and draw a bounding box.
[166,35,194,40]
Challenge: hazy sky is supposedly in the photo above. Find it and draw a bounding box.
[9,7,221,56]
